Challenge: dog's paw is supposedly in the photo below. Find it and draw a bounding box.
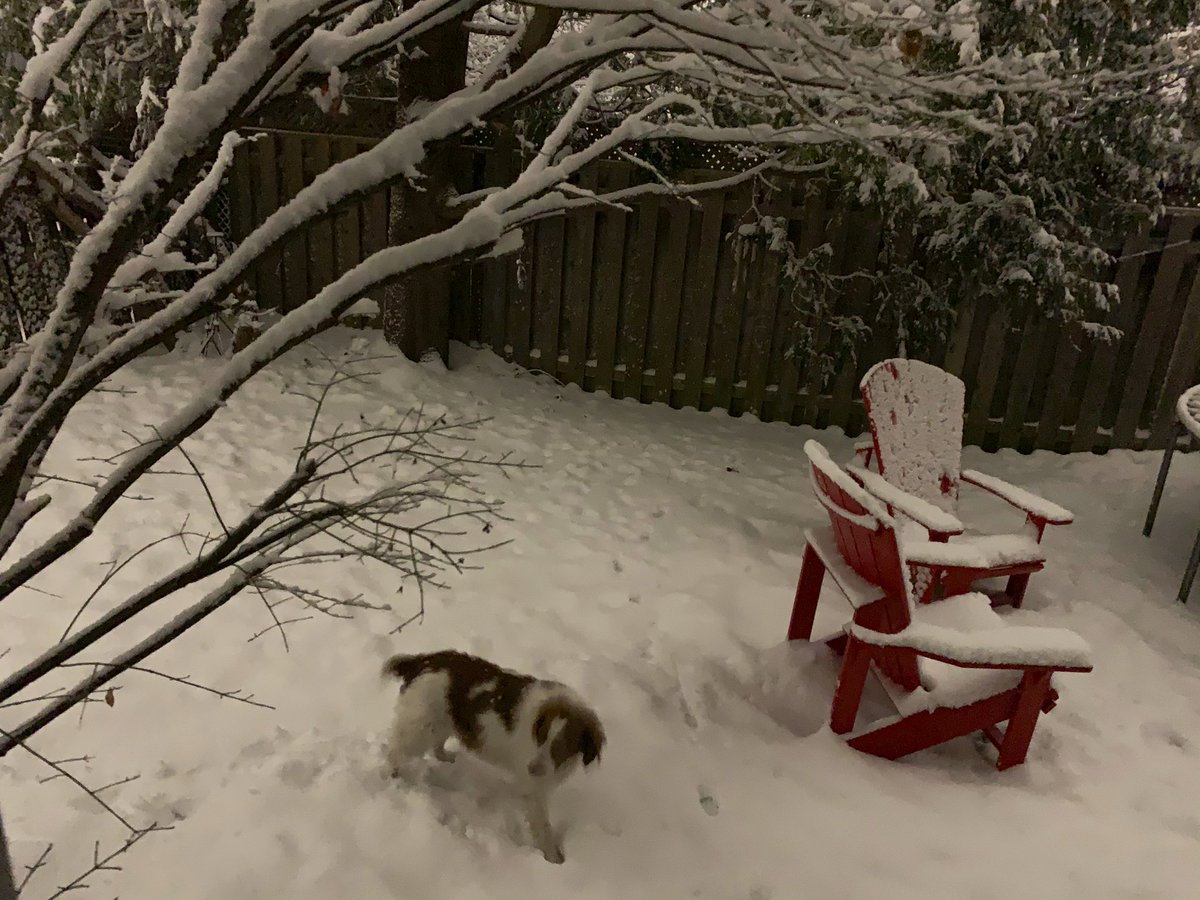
[542,845,565,865]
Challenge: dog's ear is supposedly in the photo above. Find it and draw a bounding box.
[579,723,604,767]
[532,710,553,746]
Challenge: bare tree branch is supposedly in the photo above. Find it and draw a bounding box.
[55,663,275,710]
[0,729,140,833]
[45,825,169,899]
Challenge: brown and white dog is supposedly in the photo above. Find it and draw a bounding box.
[381,650,606,864]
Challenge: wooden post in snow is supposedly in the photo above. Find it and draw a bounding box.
[381,3,470,365]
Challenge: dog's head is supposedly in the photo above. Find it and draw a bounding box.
[530,698,606,776]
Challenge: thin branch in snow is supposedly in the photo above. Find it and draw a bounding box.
[35,756,93,779]
[59,526,207,642]
[0,730,140,833]
[55,662,276,710]
[249,581,293,652]
[45,825,169,899]
[30,473,99,490]
[164,437,231,536]
[17,842,53,893]
[247,615,314,644]
[0,687,117,710]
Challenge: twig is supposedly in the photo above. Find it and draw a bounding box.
[249,582,291,652]
[29,474,98,490]
[60,526,206,642]
[15,584,61,599]
[164,435,230,536]
[36,756,92,782]
[0,729,139,833]
[56,663,275,710]
[46,825,169,899]
[17,842,52,893]
[247,616,313,643]
[0,688,119,710]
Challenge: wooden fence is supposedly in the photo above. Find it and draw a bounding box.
[226,128,1200,454]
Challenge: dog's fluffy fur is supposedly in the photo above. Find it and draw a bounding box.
[381,650,605,864]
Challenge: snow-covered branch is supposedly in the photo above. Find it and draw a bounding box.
[0,0,112,205]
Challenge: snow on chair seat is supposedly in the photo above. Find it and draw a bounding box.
[856,591,1091,717]
[902,534,1045,569]
[851,596,1093,672]
[787,440,1094,770]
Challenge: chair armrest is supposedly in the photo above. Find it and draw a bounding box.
[848,622,1093,672]
[960,470,1074,525]
[853,441,875,470]
[847,464,964,537]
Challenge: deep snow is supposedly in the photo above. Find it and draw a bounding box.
[3,330,1200,898]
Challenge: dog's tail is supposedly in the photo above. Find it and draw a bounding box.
[381,653,426,686]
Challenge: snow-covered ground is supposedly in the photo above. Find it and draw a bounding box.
[4,329,1200,898]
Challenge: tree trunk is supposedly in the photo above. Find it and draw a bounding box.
[381,5,469,364]
[0,805,16,900]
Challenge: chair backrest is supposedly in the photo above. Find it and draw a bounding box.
[804,441,920,690]
[860,359,965,515]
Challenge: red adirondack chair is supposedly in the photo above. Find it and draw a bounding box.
[788,440,1093,770]
[856,358,1074,608]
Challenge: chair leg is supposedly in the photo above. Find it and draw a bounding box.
[996,670,1053,771]
[1179,525,1200,605]
[830,637,871,735]
[824,633,849,656]
[788,544,825,641]
[1005,573,1031,609]
[1144,421,1180,537]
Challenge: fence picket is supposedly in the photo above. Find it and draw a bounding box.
[249,134,283,310]
[531,216,565,376]
[828,211,882,431]
[278,133,308,311]
[331,138,361,284]
[589,164,632,393]
[963,310,1009,447]
[797,200,851,427]
[773,183,827,424]
[561,166,599,386]
[1033,321,1082,452]
[999,312,1051,450]
[1070,227,1152,452]
[676,190,724,410]
[304,136,335,299]
[649,199,691,406]
[617,194,661,400]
